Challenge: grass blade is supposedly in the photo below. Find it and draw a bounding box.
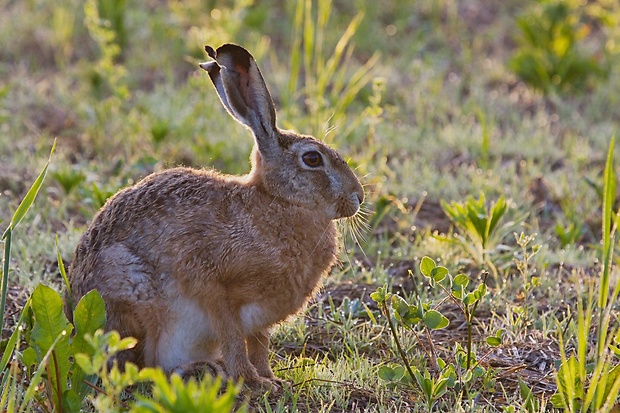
[1,229,12,330]
[56,235,72,308]
[600,136,615,311]
[286,0,304,105]
[2,139,56,240]
[1,139,55,331]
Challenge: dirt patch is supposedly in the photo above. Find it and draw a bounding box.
[1,283,30,340]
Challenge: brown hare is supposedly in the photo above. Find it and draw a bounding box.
[67,43,364,388]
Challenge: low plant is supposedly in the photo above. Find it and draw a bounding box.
[439,193,521,281]
[282,0,380,141]
[83,0,129,100]
[509,0,611,94]
[371,257,503,409]
[96,0,128,58]
[551,137,620,412]
[51,164,87,196]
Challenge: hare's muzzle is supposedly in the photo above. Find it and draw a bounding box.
[334,191,363,219]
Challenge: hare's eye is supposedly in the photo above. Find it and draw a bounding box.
[302,151,324,168]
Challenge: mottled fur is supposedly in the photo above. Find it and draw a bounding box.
[67,44,363,387]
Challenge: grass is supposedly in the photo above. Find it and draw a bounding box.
[1,0,620,411]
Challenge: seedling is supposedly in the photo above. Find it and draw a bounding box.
[371,257,503,408]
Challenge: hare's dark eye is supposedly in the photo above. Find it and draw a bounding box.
[302,151,323,168]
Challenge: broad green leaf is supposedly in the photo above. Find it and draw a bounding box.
[370,285,388,303]
[116,336,138,353]
[399,371,413,385]
[453,273,469,288]
[391,295,421,327]
[433,376,450,398]
[30,284,73,402]
[487,328,505,347]
[452,287,464,300]
[20,331,66,413]
[431,266,448,282]
[486,336,502,346]
[423,310,449,330]
[62,389,81,413]
[72,290,106,354]
[550,392,566,408]
[21,347,38,368]
[391,294,410,318]
[420,256,435,277]
[71,290,106,398]
[378,365,404,382]
[463,369,473,383]
[463,292,478,306]
[452,274,470,300]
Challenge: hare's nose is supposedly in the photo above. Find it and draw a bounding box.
[356,193,363,205]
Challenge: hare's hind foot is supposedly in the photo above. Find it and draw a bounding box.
[172,360,226,380]
[172,360,283,393]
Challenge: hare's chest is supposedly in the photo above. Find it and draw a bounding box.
[239,303,270,334]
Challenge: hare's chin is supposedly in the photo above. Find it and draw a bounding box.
[333,206,361,220]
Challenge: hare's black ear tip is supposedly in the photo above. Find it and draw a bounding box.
[199,61,219,74]
[205,45,216,59]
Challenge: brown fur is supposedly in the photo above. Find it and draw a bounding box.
[67,44,363,387]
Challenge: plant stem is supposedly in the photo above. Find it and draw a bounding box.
[52,349,64,413]
[382,301,416,381]
[424,328,438,370]
[82,380,130,409]
[465,309,472,371]
[411,329,433,364]
[0,229,12,330]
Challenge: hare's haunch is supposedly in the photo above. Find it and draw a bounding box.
[67,44,364,387]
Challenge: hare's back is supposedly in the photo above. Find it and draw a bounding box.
[70,167,237,298]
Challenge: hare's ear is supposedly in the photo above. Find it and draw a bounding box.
[200,44,279,152]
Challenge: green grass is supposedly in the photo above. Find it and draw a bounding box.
[1,0,620,411]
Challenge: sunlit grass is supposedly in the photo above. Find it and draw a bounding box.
[1,0,620,411]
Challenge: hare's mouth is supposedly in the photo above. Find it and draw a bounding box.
[333,193,362,220]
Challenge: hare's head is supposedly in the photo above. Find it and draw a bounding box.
[200,44,363,220]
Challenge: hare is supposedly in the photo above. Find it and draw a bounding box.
[67,44,364,388]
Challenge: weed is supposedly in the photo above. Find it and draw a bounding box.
[83,0,128,100]
[282,0,380,141]
[509,0,612,94]
[51,164,86,196]
[551,137,620,411]
[438,193,521,281]
[96,0,128,58]
[371,257,503,409]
